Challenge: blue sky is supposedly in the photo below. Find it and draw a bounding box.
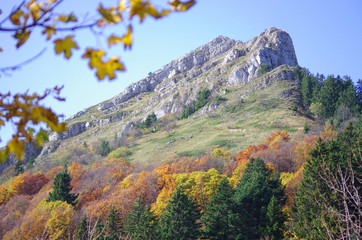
[1,0,362,145]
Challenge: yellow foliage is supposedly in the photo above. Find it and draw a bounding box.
[8,174,26,195]
[211,147,232,160]
[0,185,13,205]
[54,35,79,59]
[46,201,74,240]
[152,168,225,215]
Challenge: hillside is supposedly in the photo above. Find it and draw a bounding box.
[2,27,317,172]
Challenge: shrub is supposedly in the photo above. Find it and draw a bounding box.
[194,89,211,111]
[292,103,298,111]
[108,147,132,159]
[97,140,111,157]
[257,63,271,76]
[303,122,309,134]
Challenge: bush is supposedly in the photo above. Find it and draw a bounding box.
[303,122,309,134]
[257,63,271,76]
[292,103,298,111]
[141,112,157,129]
[194,89,211,111]
[108,146,132,158]
[181,106,193,119]
[97,140,111,157]
[215,95,227,105]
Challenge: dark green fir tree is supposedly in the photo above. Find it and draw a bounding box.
[201,177,236,240]
[264,195,286,240]
[124,196,159,240]
[47,168,78,206]
[160,187,200,240]
[104,207,122,240]
[232,158,285,240]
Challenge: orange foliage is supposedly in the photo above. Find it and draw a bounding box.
[45,165,64,180]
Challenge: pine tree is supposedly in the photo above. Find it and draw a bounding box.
[264,195,286,240]
[232,158,285,240]
[104,208,122,240]
[47,168,78,205]
[124,197,159,240]
[160,187,200,240]
[75,215,88,240]
[201,177,236,240]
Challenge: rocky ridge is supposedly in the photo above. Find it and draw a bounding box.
[1,27,299,169]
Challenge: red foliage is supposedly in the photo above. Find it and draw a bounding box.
[21,173,49,195]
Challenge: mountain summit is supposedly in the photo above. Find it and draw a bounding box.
[2,27,302,170]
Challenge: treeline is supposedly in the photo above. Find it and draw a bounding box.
[294,66,361,122]
[1,119,360,239]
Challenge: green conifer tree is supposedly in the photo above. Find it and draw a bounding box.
[124,197,159,240]
[264,195,286,240]
[232,158,285,240]
[47,168,78,206]
[201,177,236,240]
[104,208,122,240]
[160,187,200,240]
[294,122,362,239]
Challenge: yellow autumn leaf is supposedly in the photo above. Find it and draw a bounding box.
[82,48,105,68]
[169,0,196,11]
[7,138,25,161]
[29,1,42,20]
[108,25,133,49]
[98,4,121,24]
[14,31,31,48]
[121,25,133,50]
[96,57,125,80]
[10,9,24,26]
[0,151,7,164]
[107,35,122,47]
[42,25,56,40]
[54,35,79,59]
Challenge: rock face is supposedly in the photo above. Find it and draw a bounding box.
[0,143,43,174]
[48,27,298,144]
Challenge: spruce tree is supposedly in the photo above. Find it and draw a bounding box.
[104,208,122,240]
[47,168,78,206]
[264,195,286,240]
[232,158,285,240]
[201,177,236,240]
[124,197,159,240]
[160,187,200,240]
[294,122,362,239]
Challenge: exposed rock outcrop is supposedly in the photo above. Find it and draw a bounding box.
[50,27,298,142]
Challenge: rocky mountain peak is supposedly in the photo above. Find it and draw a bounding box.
[47,27,298,148]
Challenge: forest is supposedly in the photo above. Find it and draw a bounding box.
[0,109,361,239]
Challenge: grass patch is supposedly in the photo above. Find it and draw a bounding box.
[177,150,206,158]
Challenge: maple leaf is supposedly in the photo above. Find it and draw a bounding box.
[54,35,79,59]
[42,25,56,40]
[14,30,31,48]
[96,57,125,80]
[108,25,133,49]
[10,9,24,26]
